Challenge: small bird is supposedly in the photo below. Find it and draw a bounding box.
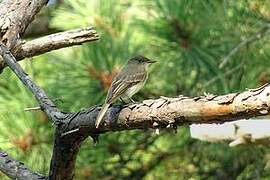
[95,55,156,128]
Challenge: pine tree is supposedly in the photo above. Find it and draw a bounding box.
[0,0,270,179]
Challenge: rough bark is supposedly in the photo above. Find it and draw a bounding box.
[61,84,270,134]
[15,27,99,60]
[0,0,100,72]
[48,129,87,180]
[0,0,48,49]
[0,151,46,180]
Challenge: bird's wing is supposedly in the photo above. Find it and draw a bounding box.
[106,72,146,104]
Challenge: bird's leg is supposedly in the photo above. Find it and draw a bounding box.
[128,96,135,103]
[120,97,127,104]
[120,96,135,104]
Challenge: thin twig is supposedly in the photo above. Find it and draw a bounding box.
[61,128,80,137]
[205,62,243,87]
[24,106,41,111]
[219,25,270,68]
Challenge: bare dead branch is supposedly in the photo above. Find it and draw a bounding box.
[62,84,270,134]
[0,1,98,179]
[0,1,99,72]
[15,27,100,60]
[49,130,87,180]
[0,0,49,70]
[0,151,46,180]
[0,0,49,49]
[47,84,270,179]
[24,106,41,111]
[0,42,64,122]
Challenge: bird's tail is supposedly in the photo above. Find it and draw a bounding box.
[95,103,110,128]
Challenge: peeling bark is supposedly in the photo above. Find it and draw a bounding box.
[0,0,48,69]
[15,27,99,60]
[0,0,49,49]
[0,0,99,72]
[0,0,100,179]
[62,85,270,134]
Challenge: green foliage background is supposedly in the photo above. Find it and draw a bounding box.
[1,0,270,179]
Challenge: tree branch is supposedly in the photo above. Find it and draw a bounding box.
[0,151,46,180]
[0,0,49,70]
[1,40,270,178]
[0,42,64,123]
[0,0,49,49]
[48,129,87,180]
[0,0,100,72]
[15,27,99,60]
[62,85,270,135]
[45,82,270,177]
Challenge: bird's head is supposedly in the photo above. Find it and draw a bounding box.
[128,55,156,65]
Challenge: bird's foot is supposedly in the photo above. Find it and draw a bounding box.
[120,97,127,104]
[128,97,135,103]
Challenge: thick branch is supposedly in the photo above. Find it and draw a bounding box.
[15,27,100,60]
[61,84,270,134]
[0,151,46,180]
[47,85,270,178]
[0,1,100,72]
[48,129,87,180]
[0,0,48,49]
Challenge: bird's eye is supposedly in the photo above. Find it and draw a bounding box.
[139,59,143,63]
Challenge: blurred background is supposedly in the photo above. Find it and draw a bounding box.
[1,0,270,179]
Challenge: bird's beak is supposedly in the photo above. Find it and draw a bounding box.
[147,59,157,64]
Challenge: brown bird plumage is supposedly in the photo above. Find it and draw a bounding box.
[95,55,156,128]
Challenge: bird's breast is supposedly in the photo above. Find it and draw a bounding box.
[125,80,146,98]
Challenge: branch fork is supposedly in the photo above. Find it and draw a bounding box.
[1,0,270,179]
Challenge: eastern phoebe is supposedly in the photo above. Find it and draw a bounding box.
[95,55,156,128]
